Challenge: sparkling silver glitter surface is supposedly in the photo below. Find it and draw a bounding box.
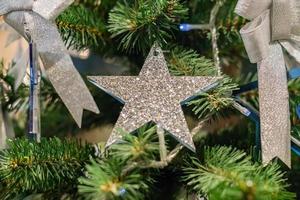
[0,0,33,16]
[235,0,293,167]
[2,1,99,127]
[33,0,74,20]
[89,45,219,150]
[258,43,291,167]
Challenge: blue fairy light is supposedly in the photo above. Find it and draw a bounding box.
[179,23,192,32]
[119,188,126,196]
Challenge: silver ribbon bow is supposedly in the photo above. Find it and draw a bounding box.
[235,0,300,167]
[0,0,99,127]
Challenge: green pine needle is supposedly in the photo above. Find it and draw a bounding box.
[108,0,188,53]
[188,76,239,120]
[164,46,239,120]
[167,46,217,76]
[109,126,160,162]
[183,146,295,200]
[0,138,92,199]
[78,158,152,200]
[57,5,106,50]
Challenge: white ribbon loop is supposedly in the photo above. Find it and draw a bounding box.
[236,0,299,63]
[235,0,271,20]
[240,10,271,63]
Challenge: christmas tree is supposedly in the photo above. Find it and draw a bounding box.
[0,0,299,199]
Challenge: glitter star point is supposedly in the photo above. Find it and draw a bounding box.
[88,45,220,150]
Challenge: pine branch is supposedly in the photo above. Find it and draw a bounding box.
[109,125,181,170]
[56,5,107,51]
[0,138,92,199]
[109,125,160,162]
[108,0,188,54]
[164,45,239,121]
[216,0,246,41]
[167,46,217,76]
[183,146,295,200]
[78,126,157,200]
[187,76,239,120]
[78,158,152,200]
[78,129,295,200]
[78,125,183,200]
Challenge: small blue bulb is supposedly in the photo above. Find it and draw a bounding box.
[119,188,126,196]
[179,23,191,32]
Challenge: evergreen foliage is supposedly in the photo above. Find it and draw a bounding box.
[108,0,188,53]
[78,158,151,200]
[167,46,217,76]
[0,0,299,199]
[109,126,160,162]
[78,126,158,200]
[187,76,238,120]
[183,146,295,200]
[0,138,92,199]
[57,5,106,51]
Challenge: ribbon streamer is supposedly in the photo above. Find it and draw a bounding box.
[0,0,99,127]
[235,0,300,167]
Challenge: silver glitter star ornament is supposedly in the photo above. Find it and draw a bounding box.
[89,45,219,150]
[0,0,99,127]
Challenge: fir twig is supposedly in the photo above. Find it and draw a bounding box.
[188,76,239,120]
[183,146,295,200]
[110,126,182,170]
[108,0,188,53]
[167,46,217,76]
[78,158,152,200]
[57,5,107,50]
[0,138,92,199]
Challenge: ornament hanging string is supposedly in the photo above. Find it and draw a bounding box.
[28,40,41,141]
[179,0,224,76]
[28,41,35,140]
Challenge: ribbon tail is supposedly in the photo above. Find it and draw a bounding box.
[8,47,29,90]
[44,53,100,127]
[258,43,291,167]
[26,13,99,127]
[4,11,99,127]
